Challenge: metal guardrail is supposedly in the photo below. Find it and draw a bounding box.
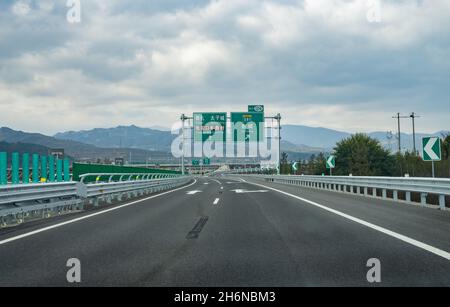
[0,174,191,227]
[231,174,450,210]
[79,173,180,183]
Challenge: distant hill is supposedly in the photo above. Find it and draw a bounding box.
[283,125,350,149]
[283,125,449,152]
[55,125,175,152]
[0,127,176,163]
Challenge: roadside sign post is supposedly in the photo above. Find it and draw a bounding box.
[326,155,336,176]
[422,137,442,178]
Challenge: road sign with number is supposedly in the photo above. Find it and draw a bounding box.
[192,160,200,166]
[248,105,265,113]
[193,112,227,143]
[422,137,442,161]
[326,156,336,169]
[203,158,211,166]
[231,112,265,142]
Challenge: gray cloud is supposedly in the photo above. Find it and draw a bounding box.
[0,0,449,135]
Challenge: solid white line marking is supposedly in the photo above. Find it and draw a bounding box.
[245,180,450,261]
[0,179,198,246]
[213,198,220,205]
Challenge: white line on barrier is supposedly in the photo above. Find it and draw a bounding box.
[244,179,450,261]
[0,179,197,246]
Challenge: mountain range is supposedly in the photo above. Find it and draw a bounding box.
[1,125,448,164]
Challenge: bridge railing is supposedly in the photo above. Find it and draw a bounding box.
[229,174,450,210]
[0,172,191,227]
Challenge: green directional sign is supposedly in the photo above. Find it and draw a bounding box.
[326,155,336,169]
[422,137,442,161]
[203,158,211,166]
[192,159,200,166]
[231,112,265,142]
[193,112,227,143]
[248,105,265,113]
[292,162,299,172]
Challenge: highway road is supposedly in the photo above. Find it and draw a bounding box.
[0,176,449,286]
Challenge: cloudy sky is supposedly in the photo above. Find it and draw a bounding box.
[0,0,449,135]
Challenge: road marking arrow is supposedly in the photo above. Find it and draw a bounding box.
[187,190,202,195]
[231,189,269,194]
[424,138,439,160]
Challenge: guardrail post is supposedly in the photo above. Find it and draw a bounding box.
[32,154,39,183]
[22,153,29,184]
[382,189,387,199]
[439,195,446,210]
[406,191,411,203]
[48,155,55,182]
[57,159,63,182]
[393,190,398,201]
[0,152,6,185]
[420,193,427,207]
[364,187,368,196]
[12,152,19,184]
[372,188,377,197]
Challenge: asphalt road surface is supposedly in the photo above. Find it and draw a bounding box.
[0,176,449,287]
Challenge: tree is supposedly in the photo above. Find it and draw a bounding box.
[334,134,396,176]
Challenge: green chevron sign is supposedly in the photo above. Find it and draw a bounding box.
[422,137,441,162]
[326,156,336,169]
[292,162,299,171]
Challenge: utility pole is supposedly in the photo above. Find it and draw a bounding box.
[274,113,282,175]
[392,113,409,153]
[410,112,420,155]
[180,114,188,175]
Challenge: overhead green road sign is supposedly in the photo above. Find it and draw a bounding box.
[422,137,442,161]
[231,112,265,142]
[203,158,211,166]
[193,112,227,143]
[248,105,265,113]
[326,156,336,169]
[192,159,200,166]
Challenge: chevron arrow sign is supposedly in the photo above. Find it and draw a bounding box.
[422,137,442,162]
[326,156,336,169]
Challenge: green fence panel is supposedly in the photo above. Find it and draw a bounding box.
[22,153,29,184]
[57,159,63,182]
[32,154,39,183]
[64,159,70,182]
[72,163,181,183]
[41,156,47,182]
[12,152,19,184]
[48,156,55,182]
[0,152,6,185]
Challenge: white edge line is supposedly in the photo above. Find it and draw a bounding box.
[244,179,450,261]
[0,179,198,246]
